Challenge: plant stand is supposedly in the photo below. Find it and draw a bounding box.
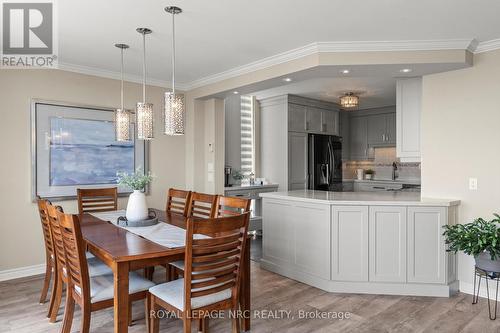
[473,266,500,320]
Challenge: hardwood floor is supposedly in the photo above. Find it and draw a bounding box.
[1,262,500,332]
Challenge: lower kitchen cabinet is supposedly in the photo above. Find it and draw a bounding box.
[331,206,369,281]
[407,206,447,284]
[369,206,407,282]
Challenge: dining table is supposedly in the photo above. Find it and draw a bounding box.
[80,209,251,333]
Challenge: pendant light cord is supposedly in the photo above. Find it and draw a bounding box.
[171,12,176,96]
[120,47,124,110]
[142,32,146,103]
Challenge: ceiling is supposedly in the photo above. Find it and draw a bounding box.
[58,0,500,88]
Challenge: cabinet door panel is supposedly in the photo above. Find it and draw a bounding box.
[407,207,446,284]
[293,203,330,279]
[369,206,407,282]
[385,113,396,144]
[321,109,339,135]
[288,103,307,132]
[332,206,369,281]
[262,200,294,263]
[306,107,322,133]
[349,116,368,160]
[367,114,387,145]
[288,132,308,190]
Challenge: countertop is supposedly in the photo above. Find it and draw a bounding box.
[260,190,459,207]
[343,179,421,185]
[224,184,279,191]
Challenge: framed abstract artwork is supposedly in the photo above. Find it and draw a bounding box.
[31,100,148,200]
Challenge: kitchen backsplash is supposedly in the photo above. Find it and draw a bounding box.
[343,147,421,182]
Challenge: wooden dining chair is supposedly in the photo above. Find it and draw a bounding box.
[46,203,113,323]
[77,187,118,216]
[36,197,55,308]
[187,192,218,219]
[166,188,192,216]
[216,196,251,218]
[148,212,250,333]
[57,210,156,333]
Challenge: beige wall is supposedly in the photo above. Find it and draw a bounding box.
[0,70,186,271]
[421,49,500,289]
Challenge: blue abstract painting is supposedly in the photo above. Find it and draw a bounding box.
[49,118,134,186]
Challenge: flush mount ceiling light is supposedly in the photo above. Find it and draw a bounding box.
[164,6,184,136]
[283,77,292,82]
[340,92,359,109]
[340,69,350,74]
[114,43,131,142]
[233,91,239,94]
[136,28,154,140]
[400,68,412,73]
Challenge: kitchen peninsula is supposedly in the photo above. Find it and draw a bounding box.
[260,190,460,297]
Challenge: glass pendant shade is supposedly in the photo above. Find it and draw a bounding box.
[164,92,184,135]
[340,93,359,108]
[136,102,154,140]
[115,108,131,141]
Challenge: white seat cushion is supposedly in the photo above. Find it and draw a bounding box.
[75,271,155,303]
[87,257,113,277]
[170,260,185,270]
[85,252,95,259]
[149,278,232,310]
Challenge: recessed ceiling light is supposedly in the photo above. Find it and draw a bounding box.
[233,91,239,94]
[283,77,292,82]
[340,69,350,74]
[400,68,412,73]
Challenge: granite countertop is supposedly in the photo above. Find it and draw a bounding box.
[224,184,279,191]
[260,190,459,207]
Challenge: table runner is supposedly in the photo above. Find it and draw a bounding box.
[90,210,208,248]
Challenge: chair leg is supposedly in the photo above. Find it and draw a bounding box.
[183,317,192,333]
[199,317,208,333]
[144,267,155,281]
[150,295,160,333]
[80,303,91,333]
[39,260,52,304]
[231,309,240,333]
[165,265,172,282]
[47,267,58,318]
[61,289,75,333]
[128,300,133,326]
[145,294,151,333]
[49,273,63,323]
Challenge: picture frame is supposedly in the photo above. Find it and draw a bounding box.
[31,99,148,201]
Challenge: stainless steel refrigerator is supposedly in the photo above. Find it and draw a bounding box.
[308,134,343,191]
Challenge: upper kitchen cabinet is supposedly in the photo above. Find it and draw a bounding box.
[367,112,396,146]
[349,116,368,160]
[396,77,422,162]
[288,95,339,135]
[306,106,323,132]
[288,103,307,132]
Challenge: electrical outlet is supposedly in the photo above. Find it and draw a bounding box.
[469,178,478,190]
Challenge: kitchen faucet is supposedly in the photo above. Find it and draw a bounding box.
[392,162,398,181]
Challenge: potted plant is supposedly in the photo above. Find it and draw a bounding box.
[443,214,500,272]
[364,169,375,180]
[232,170,246,185]
[117,167,153,222]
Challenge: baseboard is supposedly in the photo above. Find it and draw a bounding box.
[0,264,46,282]
[460,280,497,300]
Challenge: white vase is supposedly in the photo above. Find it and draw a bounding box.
[126,190,148,222]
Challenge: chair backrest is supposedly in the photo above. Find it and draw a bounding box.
[36,197,54,259]
[184,212,250,312]
[166,188,192,216]
[46,204,66,279]
[216,196,251,217]
[187,192,218,219]
[57,210,90,300]
[77,187,118,215]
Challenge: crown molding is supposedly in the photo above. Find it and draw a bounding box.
[57,62,189,91]
[185,39,476,90]
[474,38,500,54]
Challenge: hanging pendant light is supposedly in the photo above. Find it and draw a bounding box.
[164,6,185,136]
[340,92,359,109]
[114,43,132,141]
[136,28,154,140]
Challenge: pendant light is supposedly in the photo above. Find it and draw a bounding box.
[164,6,185,136]
[114,43,131,141]
[136,28,154,140]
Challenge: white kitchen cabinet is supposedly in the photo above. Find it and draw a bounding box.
[367,113,396,147]
[306,106,322,133]
[369,206,407,282]
[407,206,447,284]
[288,132,308,190]
[349,116,368,160]
[321,108,339,135]
[331,206,369,281]
[288,103,307,132]
[386,113,396,145]
[396,77,421,162]
[262,199,294,264]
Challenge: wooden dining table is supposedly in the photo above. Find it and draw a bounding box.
[80,209,251,333]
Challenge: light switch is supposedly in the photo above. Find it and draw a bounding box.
[469,178,478,190]
[207,162,214,172]
[207,172,214,183]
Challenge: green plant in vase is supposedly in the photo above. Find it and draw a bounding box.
[116,167,153,222]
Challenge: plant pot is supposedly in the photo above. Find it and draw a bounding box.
[126,190,148,222]
[365,174,373,180]
[475,252,500,272]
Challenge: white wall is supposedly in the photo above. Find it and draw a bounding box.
[421,49,500,292]
[0,69,186,272]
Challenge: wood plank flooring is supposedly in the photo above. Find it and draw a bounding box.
[1,262,500,332]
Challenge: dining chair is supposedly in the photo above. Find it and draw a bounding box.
[166,188,192,216]
[77,187,118,216]
[46,203,113,323]
[216,196,251,218]
[36,197,55,307]
[57,210,156,333]
[148,212,250,333]
[186,192,218,219]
